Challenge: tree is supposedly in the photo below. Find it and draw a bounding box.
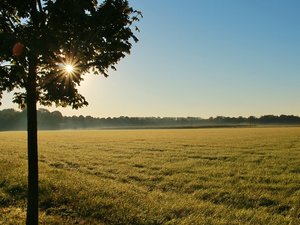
[0,0,141,224]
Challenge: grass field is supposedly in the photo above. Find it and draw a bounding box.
[1,127,300,224]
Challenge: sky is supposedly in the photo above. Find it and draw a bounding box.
[1,0,300,118]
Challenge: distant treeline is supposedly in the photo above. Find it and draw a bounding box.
[1,108,300,131]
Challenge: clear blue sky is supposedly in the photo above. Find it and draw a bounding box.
[1,0,300,118]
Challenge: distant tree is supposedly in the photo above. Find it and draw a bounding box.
[0,108,17,130]
[0,1,141,224]
[247,116,257,125]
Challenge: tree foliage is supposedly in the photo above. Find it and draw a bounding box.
[0,0,141,109]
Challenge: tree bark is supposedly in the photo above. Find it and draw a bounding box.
[26,56,39,225]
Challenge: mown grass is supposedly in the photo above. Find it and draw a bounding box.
[1,127,300,224]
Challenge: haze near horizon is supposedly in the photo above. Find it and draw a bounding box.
[1,0,300,118]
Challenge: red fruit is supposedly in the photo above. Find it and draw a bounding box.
[12,42,24,57]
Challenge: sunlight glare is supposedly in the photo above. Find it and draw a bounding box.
[65,64,74,73]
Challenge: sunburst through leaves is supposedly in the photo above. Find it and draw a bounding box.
[65,64,74,73]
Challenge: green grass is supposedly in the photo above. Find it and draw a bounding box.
[1,127,300,224]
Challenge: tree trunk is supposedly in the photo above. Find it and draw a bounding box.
[26,57,39,225]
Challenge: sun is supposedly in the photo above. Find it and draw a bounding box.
[57,55,79,78]
[65,64,74,73]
